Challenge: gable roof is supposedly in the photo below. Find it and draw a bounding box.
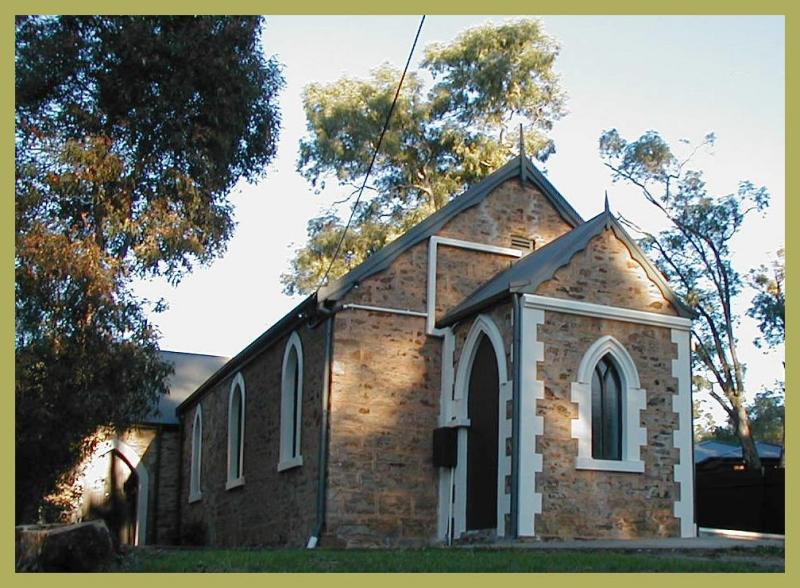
[176,155,582,414]
[316,154,584,304]
[148,350,229,424]
[438,206,693,327]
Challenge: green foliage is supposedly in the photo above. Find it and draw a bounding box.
[747,248,785,350]
[599,129,769,467]
[284,19,566,294]
[695,386,784,446]
[15,16,283,521]
[748,386,785,445]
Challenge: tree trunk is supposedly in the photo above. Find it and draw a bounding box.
[731,394,762,469]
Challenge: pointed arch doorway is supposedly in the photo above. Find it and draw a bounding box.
[451,314,510,539]
[466,334,500,531]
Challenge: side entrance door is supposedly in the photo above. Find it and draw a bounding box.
[466,334,499,531]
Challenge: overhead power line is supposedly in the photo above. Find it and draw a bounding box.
[315,15,426,293]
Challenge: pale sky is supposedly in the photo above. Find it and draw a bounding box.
[132,15,785,420]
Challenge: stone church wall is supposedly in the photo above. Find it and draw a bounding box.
[178,320,327,547]
[532,229,682,538]
[323,178,572,546]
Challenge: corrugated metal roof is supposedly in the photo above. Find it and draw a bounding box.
[438,207,693,327]
[695,440,783,464]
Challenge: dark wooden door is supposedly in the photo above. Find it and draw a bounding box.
[466,335,499,531]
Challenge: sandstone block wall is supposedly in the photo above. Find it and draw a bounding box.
[326,311,440,547]
[438,179,574,249]
[530,227,682,538]
[536,229,678,315]
[535,312,680,538]
[178,321,327,547]
[323,178,575,546]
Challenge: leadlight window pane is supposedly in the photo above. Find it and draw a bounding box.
[591,356,623,461]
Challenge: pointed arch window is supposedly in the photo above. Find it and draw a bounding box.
[278,332,304,471]
[226,373,246,489]
[570,335,647,473]
[189,405,203,501]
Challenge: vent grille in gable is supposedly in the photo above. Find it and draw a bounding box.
[510,235,534,251]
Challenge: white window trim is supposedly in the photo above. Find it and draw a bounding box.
[570,335,647,473]
[189,405,203,502]
[227,372,246,488]
[278,331,304,472]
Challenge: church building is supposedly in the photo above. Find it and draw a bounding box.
[171,151,695,547]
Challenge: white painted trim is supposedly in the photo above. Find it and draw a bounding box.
[277,455,304,472]
[522,294,691,331]
[91,439,150,546]
[575,457,645,473]
[434,235,524,257]
[672,329,697,537]
[446,417,471,428]
[189,405,203,502]
[570,335,647,473]
[427,236,521,335]
[341,303,427,318]
[280,332,304,468]
[227,372,246,486]
[517,307,545,537]
[452,314,509,538]
[225,476,246,491]
[437,328,456,541]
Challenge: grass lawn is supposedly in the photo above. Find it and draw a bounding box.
[112,546,784,573]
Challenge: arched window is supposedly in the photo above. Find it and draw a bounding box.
[570,335,647,473]
[591,356,622,461]
[278,332,304,471]
[227,373,246,488]
[189,405,203,501]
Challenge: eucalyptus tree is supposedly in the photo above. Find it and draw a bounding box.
[15,15,283,521]
[284,19,566,294]
[599,129,769,468]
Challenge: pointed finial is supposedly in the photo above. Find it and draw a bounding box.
[604,191,610,213]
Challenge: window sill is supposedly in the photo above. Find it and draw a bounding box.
[277,456,303,472]
[188,492,202,504]
[225,476,246,490]
[575,457,644,473]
